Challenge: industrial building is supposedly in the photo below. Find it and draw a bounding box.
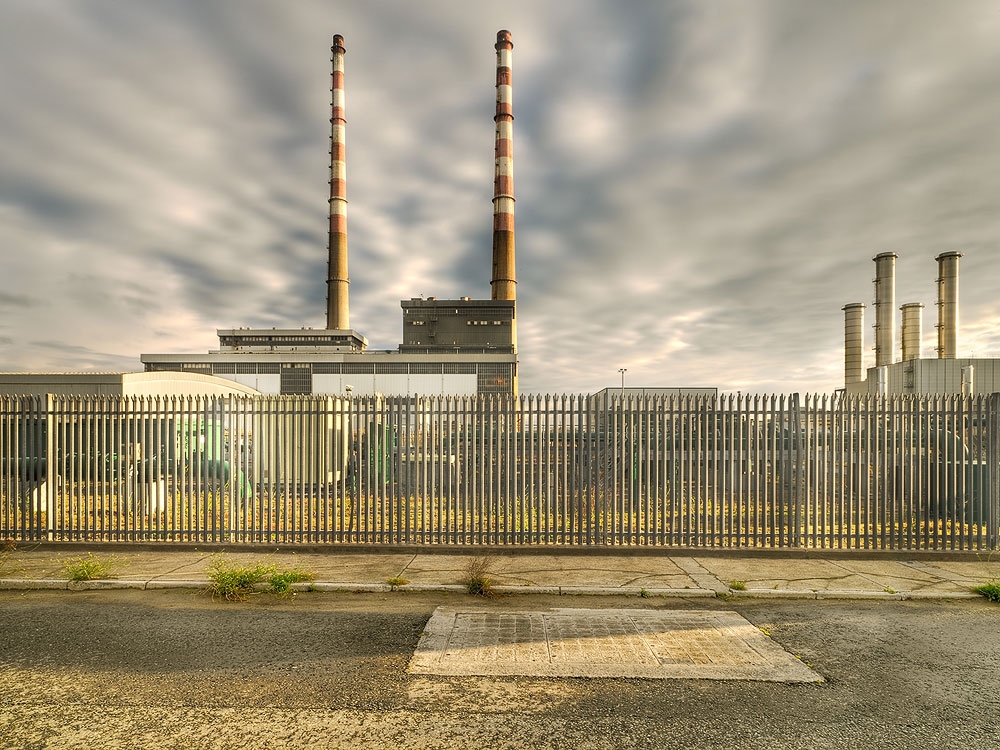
[0,371,259,398]
[141,32,519,397]
[841,251,1000,396]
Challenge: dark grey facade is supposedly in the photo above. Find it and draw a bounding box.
[399,298,516,353]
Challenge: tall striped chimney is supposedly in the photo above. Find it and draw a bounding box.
[873,252,897,367]
[326,34,350,330]
[491,30,516,302]
[935,251,962,359]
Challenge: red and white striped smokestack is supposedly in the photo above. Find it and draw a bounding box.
[326,34,350,330]
[491,30,516,302]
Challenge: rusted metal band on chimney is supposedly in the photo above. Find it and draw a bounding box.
[491,29,516,302]
[843,303,866,386]
[900,302,923,362]
[327,34,350,330]
[935,251,961,359]
[873,252,897,367]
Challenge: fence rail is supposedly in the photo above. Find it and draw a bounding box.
[2,392,998,549]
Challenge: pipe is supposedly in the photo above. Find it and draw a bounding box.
[900,302,923,362]
[326,34,350,330]
[491,30,516,302]
[842,303,866,386]
[873,252,897,367]
[935,251,962,359]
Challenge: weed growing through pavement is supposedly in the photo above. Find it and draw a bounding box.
[206,557,315,600]
[639,588,650,598]
[463,555,497,598]
[730,580,747,591]
[61,552,127,581]
[386,576,409,590]
[269,569,316,594]
[974,581,1000,602]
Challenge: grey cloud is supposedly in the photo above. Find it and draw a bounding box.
[3,0,1000,394]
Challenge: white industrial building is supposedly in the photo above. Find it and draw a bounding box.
[842,251,1000,396]
[0,371,259,398]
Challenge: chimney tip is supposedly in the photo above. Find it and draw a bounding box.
[332,34,345,50]
[496,29,512,45]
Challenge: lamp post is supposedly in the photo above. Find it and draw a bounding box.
[618,368,627,400]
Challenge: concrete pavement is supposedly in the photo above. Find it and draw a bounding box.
[1,544,998,599]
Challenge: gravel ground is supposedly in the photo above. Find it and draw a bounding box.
[1,589,998,749]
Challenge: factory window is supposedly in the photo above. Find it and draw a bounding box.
[235,363,256,374]
[443,363,476,374]
[258,363,280,375]
[411,320,425,326]
[313,363,342,374]
[342,363,375,374]
[375,362,407,374]
[477,363,514,394]
[410,363,443,375]
[280,364,312,395]
[213,364,236,374]
[182,363,211,372]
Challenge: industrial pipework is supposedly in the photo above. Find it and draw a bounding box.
[326,34,350,330]
[873,252,897,367]
[843,302,866,386]
[935,251,962,359]
[491,30,517,302]
[900,302,923,362]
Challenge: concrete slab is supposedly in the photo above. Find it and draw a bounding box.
[830,559,970,594]
[402,554,704,590]
[409,607,822,682]
[697,557,880,592]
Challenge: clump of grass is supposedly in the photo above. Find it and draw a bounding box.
[974,581,1000,602]
[639,588,650,599]
[61,552,126,581]
[206,558,317,600]
[206,559,277,600]
[463,555,497,598]
[730,580,747,591]
[269,569,315,594]
[386,576,409,590]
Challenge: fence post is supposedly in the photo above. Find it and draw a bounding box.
[44,393,56,542]
[790,392,806,547]
[988,392,1000,550]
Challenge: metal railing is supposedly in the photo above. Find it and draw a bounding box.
[2,392,997,549]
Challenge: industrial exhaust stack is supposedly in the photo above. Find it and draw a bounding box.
[935,252,962,359]
[326,34,350,330]
[491,30,516,302]
[843,303,866,387]
[900,302,923,362]
[873,252,897,367]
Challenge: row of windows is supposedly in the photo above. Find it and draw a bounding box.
[149,361,516,395]
[152,362,495,376]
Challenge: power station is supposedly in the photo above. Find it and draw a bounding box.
[841,251,1000,396]
[141,32,520,397]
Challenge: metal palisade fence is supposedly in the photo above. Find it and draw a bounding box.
[1,392,998,549]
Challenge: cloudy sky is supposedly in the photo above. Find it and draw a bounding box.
[3,1,1000,394]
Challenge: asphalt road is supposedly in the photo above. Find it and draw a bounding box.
[1,589,998,749]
